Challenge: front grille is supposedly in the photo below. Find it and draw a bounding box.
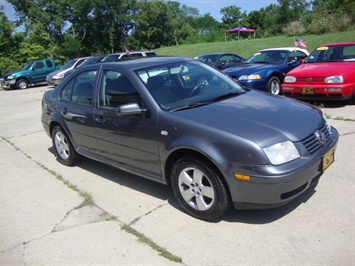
[301,124,331,154]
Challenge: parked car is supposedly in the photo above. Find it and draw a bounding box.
[1,59,56,90]
[46,56,91,86]
[63,54,107,79]
[194,52,245,70]
[223,47,309,94]
[282,42,355,104]
[102,50,157,62]
[41,56,338,221]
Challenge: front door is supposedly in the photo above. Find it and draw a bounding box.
[94,68,161,179]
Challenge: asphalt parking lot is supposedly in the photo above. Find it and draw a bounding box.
[1,85,354,265]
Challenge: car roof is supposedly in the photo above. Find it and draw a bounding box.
[97,56,194,70]
[318,42,355,47]
[260,47,309,54]
[197,52,235,56]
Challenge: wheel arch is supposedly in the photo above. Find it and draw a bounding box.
[15,76,30,84]
[266,71,284,83]
[164,148,232,199]
[49,119,78,151]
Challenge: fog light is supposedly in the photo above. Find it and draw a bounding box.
[234,173,250,181]
[282,87,294,91]
[325,88,342,92]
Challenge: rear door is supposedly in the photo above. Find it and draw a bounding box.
[55,67,99,157]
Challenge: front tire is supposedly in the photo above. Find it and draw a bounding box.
[266,76,281,95]
[16,79,29,90]
[171,156,231,221]
[52,125,80,166]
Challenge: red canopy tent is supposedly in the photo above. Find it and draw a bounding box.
[225,26,256,41]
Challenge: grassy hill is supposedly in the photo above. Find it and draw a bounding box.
[155,30,355,58]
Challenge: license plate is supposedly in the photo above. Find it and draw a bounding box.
[301,88,315,95]
[322,148,334,172]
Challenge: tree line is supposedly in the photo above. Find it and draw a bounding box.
[0,0,354,74]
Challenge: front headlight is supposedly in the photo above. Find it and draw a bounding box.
[325,76,343,83]
[263,141,300,165]
[53,72,64,79]
[284,76,296,83]
[239,74,261,81]
[7,75,14,80]
[322,113,332,135]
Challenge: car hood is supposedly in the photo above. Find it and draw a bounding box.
[223,63,277,75]
[48,68,70,77]
[173,90,323,147]
[287,62,354,77]
[4,69,29,77]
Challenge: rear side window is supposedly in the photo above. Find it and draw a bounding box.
[46,60,54,68]
[60,70,97,106]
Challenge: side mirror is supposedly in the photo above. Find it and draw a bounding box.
[117,103,148,117]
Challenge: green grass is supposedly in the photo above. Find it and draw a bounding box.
[155,30,355,58]
[121,224,183,263]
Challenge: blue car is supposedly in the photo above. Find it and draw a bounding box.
[223,47,309,95]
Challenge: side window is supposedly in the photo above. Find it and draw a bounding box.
[100,70,140,108]
[288,51,307,63]
[46,60,54,68]
[219,55,235,66]
[61,79,75,102]
[71,71,97,106]
[35,61,45,69]
[233,55,242,63]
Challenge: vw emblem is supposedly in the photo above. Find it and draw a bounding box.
[314,130,326,145]
[307,77,312,83]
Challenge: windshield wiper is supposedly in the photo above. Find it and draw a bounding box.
[210,92,243,102]
[170,102,211,112]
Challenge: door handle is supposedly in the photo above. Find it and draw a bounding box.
[61,108,68,114]
[95,116,105,123]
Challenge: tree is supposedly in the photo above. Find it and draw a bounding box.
[220,5,246,29]
[133,0,175,49]
[0,6,15,57]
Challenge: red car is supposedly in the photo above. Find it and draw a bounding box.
[282,42,355,104]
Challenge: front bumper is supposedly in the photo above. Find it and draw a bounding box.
[46,78,62,86]
[238,79,268,91]
[228,127,338,210]
[282,83,355,101]
[0,79,15,89]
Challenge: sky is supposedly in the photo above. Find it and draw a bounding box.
[1,0,279,26]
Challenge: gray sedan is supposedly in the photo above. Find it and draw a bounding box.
[41,56,338,221]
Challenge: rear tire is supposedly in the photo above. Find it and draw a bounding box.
[266,76,281,95]
[171,156,231,221]
[52,125,80,166]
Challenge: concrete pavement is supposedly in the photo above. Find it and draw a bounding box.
[1,86,354,265]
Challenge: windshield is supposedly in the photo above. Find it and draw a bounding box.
[136,60,246,111]
[196,55,219,66]
[245,50,286,64]
[60,59,77,70]
[22,61,35,70]
[305,45,355,63]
